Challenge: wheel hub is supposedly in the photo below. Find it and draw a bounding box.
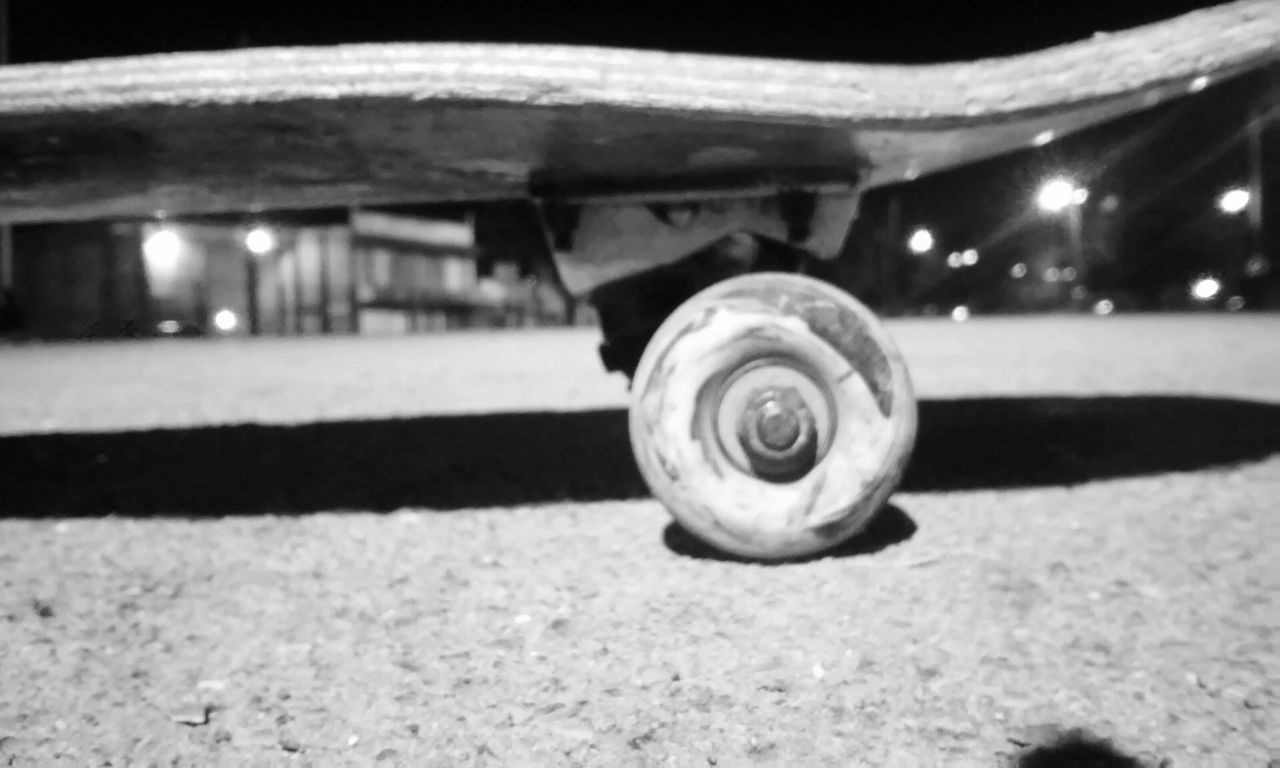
[736,386,819,481]
[708,358,833,483]
[754,395,803,451]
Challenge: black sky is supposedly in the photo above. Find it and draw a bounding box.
[9,0,1230,64]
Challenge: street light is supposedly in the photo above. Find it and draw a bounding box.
[242,225,276,337]
[213,308,239,333]
[1217,187,1250,215]
[1190,275,1222,302]
[907,227,935,255]
[245,226,276,255]
[143,228,182,273]
[1036,176,1088,282]
[947,249,979,269]
[1036,177,1087,214]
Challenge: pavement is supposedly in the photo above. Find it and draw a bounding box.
[0,314,1277,767]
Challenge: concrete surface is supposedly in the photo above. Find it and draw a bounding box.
[0,314,1277,766]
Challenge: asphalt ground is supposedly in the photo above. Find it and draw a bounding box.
[0,314,1277,767]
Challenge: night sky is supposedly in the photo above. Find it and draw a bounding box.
[8,0,1229,64]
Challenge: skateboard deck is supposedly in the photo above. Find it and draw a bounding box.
[0,0,1277,225]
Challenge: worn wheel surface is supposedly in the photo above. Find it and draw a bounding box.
[628,272,918,560]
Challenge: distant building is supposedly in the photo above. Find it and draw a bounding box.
[12,221,152,338]
[6,207,582,340]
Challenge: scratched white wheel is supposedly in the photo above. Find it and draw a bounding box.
[629,272,918,560]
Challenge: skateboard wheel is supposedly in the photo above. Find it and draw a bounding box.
[628,272,917,560]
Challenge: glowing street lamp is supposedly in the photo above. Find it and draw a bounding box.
[907,227,935,255]
[1217,187,1250,215]
[947,249,980,269]
[143,228,182,269]
[213,308,239,333]
[1036,177,1087,213]
[141,227,186,291]
[1036,176,1088,279]
[245,226,276,255]
[242,225,277,337]
[1190,275,1222,302]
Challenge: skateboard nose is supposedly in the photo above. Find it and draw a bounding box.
[737,387,817,480]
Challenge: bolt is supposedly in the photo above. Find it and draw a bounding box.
[736,387,817,481]
[755,399,801,451]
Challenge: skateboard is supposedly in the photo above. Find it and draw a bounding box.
[2,0,1276,560]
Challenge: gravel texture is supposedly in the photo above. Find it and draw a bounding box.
[0,314,1277,767]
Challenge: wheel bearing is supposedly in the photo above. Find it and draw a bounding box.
[706,357,834,484]
[735,386,818,481]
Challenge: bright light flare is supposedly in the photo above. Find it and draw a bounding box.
[1190,276,1222,302]
[1218,187,1250,215]
[143,229,182,270]
[1092,299,1115,315]
[961,249,979,266]
[1037,178,1081,213]
[213,309,239,333]
[908,227,935,254]
[245,226,276,255]
[951,305,970,322]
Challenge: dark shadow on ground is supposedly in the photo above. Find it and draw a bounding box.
[1005,727,1155,768]
[907,394,1280,492]
[662,503,917,564]
[1,395,1276,518]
